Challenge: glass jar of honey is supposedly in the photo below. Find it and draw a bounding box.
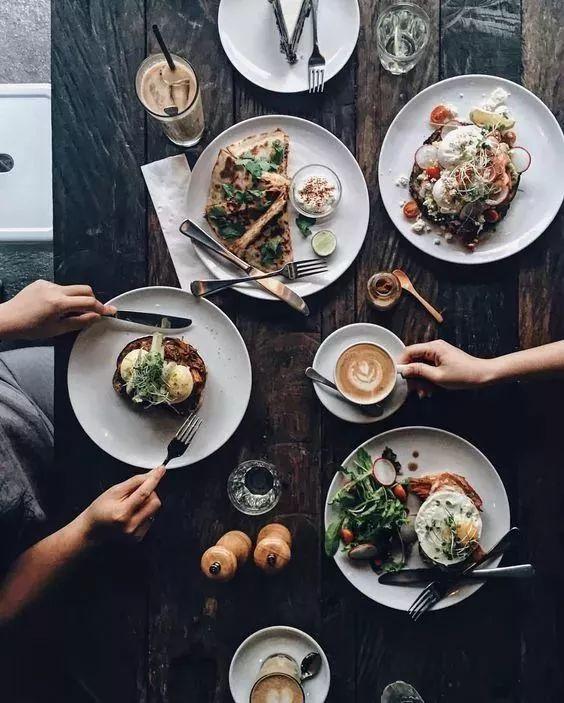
[367,272,402,310]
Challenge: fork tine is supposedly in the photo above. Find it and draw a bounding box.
[174,414,193,440]
[320,70,325,92]
[183,418,202,447]
[295,262,328,273]
[408,585,433,615]
[178,414,198,442]
[409,587,437,621]
[297,267,328,279]
[315,69,321,93]
[295,258,322,265]
[308,68,312,93]
[412,592,438,622]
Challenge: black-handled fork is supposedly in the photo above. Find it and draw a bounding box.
[408,527,521,621]
[162,412,202,466]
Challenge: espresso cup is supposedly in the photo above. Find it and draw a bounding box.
[250,654,305,703]
[334,341,398,406]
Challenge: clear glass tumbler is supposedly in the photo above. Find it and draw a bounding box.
[227,460,282,516]
[135,52,205,147]
[376,3,430,75]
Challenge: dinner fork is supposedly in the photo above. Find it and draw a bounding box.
[408,527,519,622]
[308,0,325,93]
[162,412,202,466]
[190,258,327,297]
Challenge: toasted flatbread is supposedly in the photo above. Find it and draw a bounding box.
[112,336,206,415]
[244,208,293,272]
[226,128,289,175]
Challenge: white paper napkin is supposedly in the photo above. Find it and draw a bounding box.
[141,154,210,288]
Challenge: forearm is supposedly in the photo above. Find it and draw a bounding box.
[0,513,92,626]
[484,341,564,384]
[0,301,19,339]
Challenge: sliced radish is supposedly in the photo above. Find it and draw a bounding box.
[486,185,509,206]
[509,146,531,173]
[348,543,379,561]
[440,120,463,139]
[372,458,397,486]
[482,165,497,183]
[414,144,438,169]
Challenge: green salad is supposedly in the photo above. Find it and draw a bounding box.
[325,447,409,572]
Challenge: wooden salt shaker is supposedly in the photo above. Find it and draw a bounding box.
[254,523,292,574]
[200,530,252,582]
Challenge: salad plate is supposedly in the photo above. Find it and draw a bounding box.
[68,287,252,469]
[186,114,369,300]
[379,75,564,264]
[218,0,360,94]
[324,426,510,611]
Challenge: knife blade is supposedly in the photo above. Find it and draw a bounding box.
[179,218,310,316]
[105,310,192,330]
[379,563,534,586]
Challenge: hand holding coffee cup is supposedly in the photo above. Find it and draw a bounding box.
[334,342,399,406]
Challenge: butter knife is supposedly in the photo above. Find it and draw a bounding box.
[103,310,192,330]
[379,564,534,586]
[179,218,310,316]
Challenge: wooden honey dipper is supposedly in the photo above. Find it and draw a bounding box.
[253,523,292,574]
[200,530,252,582]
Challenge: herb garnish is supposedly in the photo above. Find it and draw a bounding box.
[296,215,316,237]
[126,333,171,406]
[270,139,284,166]
[236,150,277,179]
[260,235,283,265]
[207,206,246,240]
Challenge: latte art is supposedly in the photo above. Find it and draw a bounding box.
[335,343,396,404]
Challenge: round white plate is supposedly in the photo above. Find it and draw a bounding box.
[379,74,564,264]
[325,427,510,611]
[311,323,408,424]
[187,114,369,300]
[67,286,252,469]
[229,626,331,703]
[218,0,360,93]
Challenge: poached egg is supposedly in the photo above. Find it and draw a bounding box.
[437,125,483,169]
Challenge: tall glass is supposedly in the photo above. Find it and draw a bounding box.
[135,52,205,147]
[376,3,430,75]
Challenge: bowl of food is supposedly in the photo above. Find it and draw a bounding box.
[290,164,342,218]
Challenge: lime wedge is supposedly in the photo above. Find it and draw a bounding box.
[311,229,336,257]
[469,108,515,131]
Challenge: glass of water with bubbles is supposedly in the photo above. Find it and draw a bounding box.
[377,3,430,75]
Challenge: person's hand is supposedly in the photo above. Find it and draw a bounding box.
[398,340,496,396]
[0,280,116,340]
[77,467,165,544]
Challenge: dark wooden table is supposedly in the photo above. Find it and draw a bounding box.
[26,1,564,701]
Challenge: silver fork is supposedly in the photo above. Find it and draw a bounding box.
[308,0,325,93]
[190,258,328,297]
[162,412,202,466]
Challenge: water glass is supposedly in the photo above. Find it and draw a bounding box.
[376,3,430,75]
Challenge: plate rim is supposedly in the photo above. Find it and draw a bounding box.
[324,424,511,611]
[188,113,370,300]
[67,285,252,469]
[378,73,564,265]
[228,624,331,702]
[312,322,408,424]
[217,0,360,94]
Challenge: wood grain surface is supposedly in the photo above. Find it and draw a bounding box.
[29,0,564,701]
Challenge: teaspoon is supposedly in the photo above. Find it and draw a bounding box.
[301,651,322,681]
[392,269,443,323]
[305,367,383,417]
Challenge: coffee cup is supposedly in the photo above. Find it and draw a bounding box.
[249,654,305,703]
[334,341,398,406]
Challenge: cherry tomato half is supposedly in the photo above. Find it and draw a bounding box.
[430,104,456,125]
[483,209,501,223]
[340,528,354,545]
[403,200,420,219]
[425,165,441,180]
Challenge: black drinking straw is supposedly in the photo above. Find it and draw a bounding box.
[152,24,176,72]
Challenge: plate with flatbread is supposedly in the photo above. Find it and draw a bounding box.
[186,115,370,300]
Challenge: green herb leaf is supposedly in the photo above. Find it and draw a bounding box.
[222,183,235,199]
[260,235,283,264]
[236,155,277,180]
[270,139,284,166]
[219,222,246,239]
[325,518,344,556]
[296,215,316,237]
[208,206,227,220]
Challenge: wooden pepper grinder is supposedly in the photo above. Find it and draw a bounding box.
[200,530,252,582]
[254,523,292,574]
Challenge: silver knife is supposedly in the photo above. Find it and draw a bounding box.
[179,218,310,316]
[103,310,192,330]
[379,564,535,586]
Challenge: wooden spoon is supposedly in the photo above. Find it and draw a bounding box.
[392,269,444,323]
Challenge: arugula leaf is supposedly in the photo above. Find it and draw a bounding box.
[222,183,235,199]
[260,235,283,264]
[324,518,343,556]
[219,223,246,239]
[208,206,227,220]
[236,155,277,180]
[296,215,316,237]
[270,139,284,166]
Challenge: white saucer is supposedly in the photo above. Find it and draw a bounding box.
[310,323,408,424]
[229,625,331,703]
[218,0,360,94]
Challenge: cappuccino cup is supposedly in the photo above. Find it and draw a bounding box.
[250,653,304,703]
[334,342,397,405]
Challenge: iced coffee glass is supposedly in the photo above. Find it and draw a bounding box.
[135,53,205,147]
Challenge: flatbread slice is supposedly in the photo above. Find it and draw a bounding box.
[242,207,293,272]
[226,128,289,175]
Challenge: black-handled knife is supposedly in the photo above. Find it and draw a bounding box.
[103,310,192,330]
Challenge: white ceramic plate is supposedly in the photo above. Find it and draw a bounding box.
[311,323,408,424]
[218,0,360,93]
[229,626,331,702]
[324,427,510,611]
[379,75,564,264]
[186,114,369,300]
[67,287,252,469]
